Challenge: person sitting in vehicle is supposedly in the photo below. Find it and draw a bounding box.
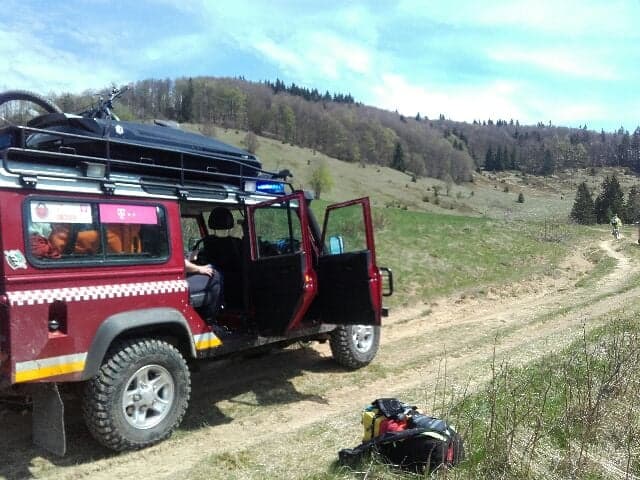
[49,223,101,255]
[106,224,142,254]
[185,258,222,324]
[29,222,61,259]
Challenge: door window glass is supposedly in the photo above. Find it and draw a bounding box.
[323,204,366,254]
[253,204,302,258]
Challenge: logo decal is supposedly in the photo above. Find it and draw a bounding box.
[4,250,27,270]
[115,124,124,135]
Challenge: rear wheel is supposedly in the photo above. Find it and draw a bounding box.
[83,338,191,451]
[330,324,380,369]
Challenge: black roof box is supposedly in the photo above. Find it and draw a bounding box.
[21,113,262,185]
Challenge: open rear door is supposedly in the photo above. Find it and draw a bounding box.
[317,197,381,325]
[247,192,316,335]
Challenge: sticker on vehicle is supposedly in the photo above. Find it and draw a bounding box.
[4,250,27,270]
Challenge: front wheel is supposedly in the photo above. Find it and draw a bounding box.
[83,338,191,451]
[330,324,380,369]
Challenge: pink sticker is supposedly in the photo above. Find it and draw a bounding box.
[99,204,158,225]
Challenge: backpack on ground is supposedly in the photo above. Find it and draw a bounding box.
[339,398,465,473]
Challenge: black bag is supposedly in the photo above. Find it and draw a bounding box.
[377,425,465,472]
[339,398,465,473]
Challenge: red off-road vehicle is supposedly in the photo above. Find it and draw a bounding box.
[0,91,392,455]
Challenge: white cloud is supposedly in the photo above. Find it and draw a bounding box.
[369,73,628,130]
[522,93,628,130]
[0,28,128,94]
[252,31,373,81]
[254,39,306,73]
[186,1,375,81]
[142,33,209,62]
[398,0,640,37]
[371,74,526,122]
[489,48,618,80]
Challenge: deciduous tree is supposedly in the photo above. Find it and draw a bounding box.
[242,132,259,154]
[309,162,334,200]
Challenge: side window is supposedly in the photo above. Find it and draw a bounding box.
[99,203,167,258]
[323,204,366,254]
[27,199,169,264]
[29,201,101,258]
[253,203,302,258]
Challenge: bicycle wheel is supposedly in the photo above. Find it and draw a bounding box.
[0,90,62,113]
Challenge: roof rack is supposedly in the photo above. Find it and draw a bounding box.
[0,125,292,200]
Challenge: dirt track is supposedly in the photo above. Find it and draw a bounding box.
[1,237,638,479]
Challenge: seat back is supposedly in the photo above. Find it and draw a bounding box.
[200,207,245,308]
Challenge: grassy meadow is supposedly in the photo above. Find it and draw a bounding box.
[179,127,639,479]
[210,126,614,308]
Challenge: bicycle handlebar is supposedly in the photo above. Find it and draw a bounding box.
[80,85,129,121]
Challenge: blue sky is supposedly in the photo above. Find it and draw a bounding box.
[1,0,638,131]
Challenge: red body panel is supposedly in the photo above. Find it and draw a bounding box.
[0,192,204,384]
[0,189,385,386]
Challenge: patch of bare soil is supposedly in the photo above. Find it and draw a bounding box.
[1,239,638,480]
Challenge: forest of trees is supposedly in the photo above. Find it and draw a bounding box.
[48,76,640,185]
[570,175,640,225]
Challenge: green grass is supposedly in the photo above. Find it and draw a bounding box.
[444,311,640,480]
[372,210,577,307]
[308,200,591,308]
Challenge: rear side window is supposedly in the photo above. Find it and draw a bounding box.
[26,199,169,265]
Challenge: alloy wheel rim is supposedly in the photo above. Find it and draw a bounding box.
[351,325,374,353]
[121,364,175,430]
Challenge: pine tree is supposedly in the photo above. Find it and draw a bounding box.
[625,185,640,223]
[510,148,518,170]
[485,147,494,171]
[502,146,509,170]
[541,149,555,175]
[495,147,504,170]
[570,182,595,224]
[391,142,405,171]
[594,175,625,223]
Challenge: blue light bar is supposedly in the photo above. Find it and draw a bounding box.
[256,180,285,194]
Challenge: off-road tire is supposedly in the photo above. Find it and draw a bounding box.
[83,338,191,451]
[330,324,380,369]
[0,90,62,113]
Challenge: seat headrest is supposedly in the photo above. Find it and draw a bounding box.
[208,207,234,230]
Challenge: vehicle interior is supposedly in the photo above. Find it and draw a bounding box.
[181,200,308,336]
